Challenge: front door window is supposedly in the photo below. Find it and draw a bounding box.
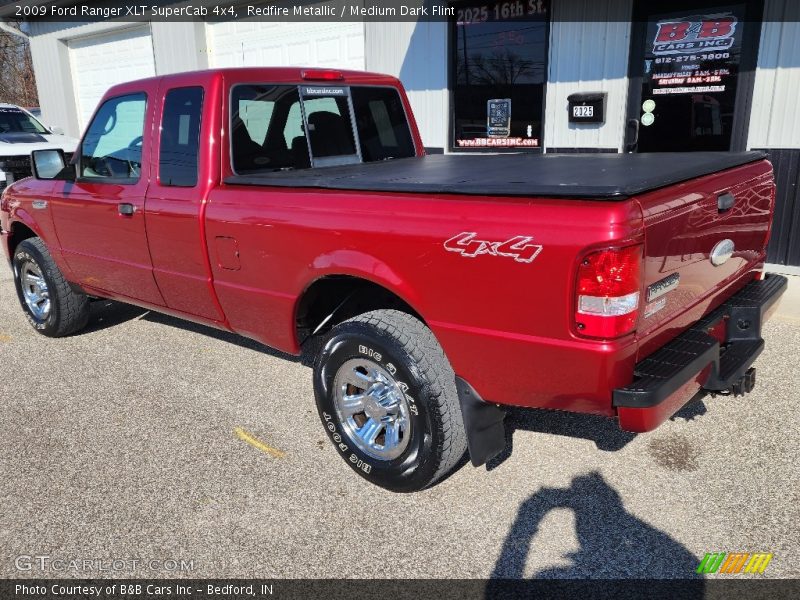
[80,93,147,180]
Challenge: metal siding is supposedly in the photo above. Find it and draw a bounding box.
[544,0,632,152]
[28,33,77,136]
[747,0,800,150]
[150,21,208,75]
[748,1,800,267]
[365,18,448,151]
[756,149,800,267]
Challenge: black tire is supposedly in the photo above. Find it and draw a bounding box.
[313,309,467,492]
[12,238,89,337]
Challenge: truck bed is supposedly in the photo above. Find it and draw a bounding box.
[225,151,767,199]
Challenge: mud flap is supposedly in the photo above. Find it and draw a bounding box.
[455,376,507,467]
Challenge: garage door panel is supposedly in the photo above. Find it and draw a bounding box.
[316,36,342,60]
[287,42,311,65]
[69,26,155,129]
[346,33,364,62]
[208,19,365,71]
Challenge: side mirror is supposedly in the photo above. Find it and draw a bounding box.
[31,149,74,181]
[50,126,64,135]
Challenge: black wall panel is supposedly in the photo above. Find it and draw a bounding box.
[754,148,800,267]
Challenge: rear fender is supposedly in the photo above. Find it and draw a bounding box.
[303,249,425,317]
[294,249,438,353]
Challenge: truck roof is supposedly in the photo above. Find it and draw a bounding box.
[104,67,401,92]
[226,151,769,199]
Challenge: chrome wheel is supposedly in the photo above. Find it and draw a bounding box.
[332,358,411,461]
[19,260,51,321]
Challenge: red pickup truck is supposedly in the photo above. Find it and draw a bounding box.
[1,68,787,491]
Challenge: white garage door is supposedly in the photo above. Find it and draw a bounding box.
[208,20,364,70]
[69,26,156,129]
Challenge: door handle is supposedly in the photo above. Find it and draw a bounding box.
[118,203,135,216]
[625,118,639,153]
[718,192,735,212]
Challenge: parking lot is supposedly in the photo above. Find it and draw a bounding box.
[1,267,798,580]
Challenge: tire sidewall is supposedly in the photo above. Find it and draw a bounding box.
[314,321,442,492]
[12,242,59,334]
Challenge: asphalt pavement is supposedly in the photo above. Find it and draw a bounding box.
[1,267,798,579]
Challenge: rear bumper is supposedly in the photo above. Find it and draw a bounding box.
[613,274,788,432]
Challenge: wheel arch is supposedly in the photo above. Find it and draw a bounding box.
[7,218,81,295]
[7,220,40,257]
[294,272,426,347]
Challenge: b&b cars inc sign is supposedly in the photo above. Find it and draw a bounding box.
[646,12,742,96]
[652,15,737,55]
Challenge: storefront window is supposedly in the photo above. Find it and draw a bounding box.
[451,0,549,151]
[633,1,750,152]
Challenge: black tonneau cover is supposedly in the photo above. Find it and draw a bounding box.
[225,151,767,199]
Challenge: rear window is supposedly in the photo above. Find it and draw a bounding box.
[351,87,415,162]
[300,88,359,166]
[229,84,415,174]
[231,85,305,173]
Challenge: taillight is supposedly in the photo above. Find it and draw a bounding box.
[575,244,643,339]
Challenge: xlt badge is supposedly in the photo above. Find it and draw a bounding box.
[646,273,680,303]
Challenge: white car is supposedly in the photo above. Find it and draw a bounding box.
[0,104,79,191]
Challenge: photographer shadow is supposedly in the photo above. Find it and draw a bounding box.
[488,472,704,591]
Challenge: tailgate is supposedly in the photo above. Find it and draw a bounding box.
[635,159,775,358]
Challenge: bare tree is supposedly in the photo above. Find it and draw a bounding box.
[465,49,537,87]
[0,22,39,107]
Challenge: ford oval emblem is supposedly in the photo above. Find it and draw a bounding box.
[710,239,735,266]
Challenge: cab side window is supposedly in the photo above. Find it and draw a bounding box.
[159,87,203,187]
[80,93,147,182]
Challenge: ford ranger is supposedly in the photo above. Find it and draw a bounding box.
[0,68,787,491]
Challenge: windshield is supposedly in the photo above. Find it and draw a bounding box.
[0,107,49,135]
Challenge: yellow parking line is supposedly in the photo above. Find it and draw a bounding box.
[0,334,11,343]
[234,427,285,459]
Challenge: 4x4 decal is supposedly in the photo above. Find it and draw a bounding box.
[444,232,543,263]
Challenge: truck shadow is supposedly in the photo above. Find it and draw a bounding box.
[86,301,709,445]
[487,472,704,591]
[487,409,637,471]
[82,300,151,334]
[82,299,305,364]
[488,395,710,471]
[143,311,307,364]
